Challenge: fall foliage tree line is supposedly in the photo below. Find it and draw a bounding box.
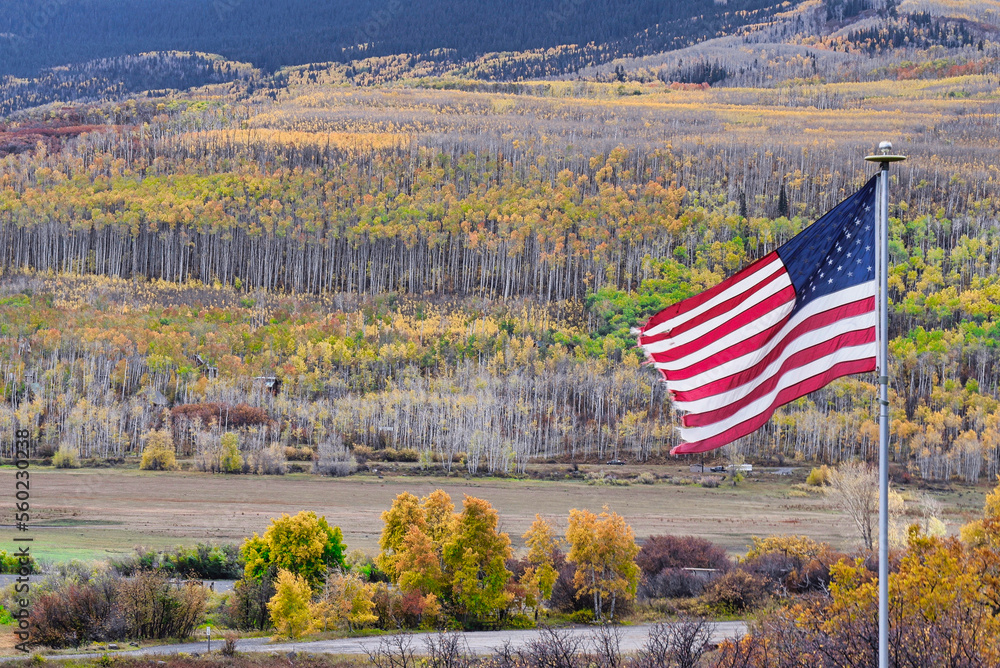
[234,495,642,635]
[21,477,1000,668]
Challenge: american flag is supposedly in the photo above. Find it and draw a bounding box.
[637,176,879,455]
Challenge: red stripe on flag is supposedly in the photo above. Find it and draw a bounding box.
[680,327,875,427]
[639,252,780,334]
[655,316,786,382]
[640,266,788,343]
[669,296,876,398]
[645,285,796,364]
[669,358,876,455]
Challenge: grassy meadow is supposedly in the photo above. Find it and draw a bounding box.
[0,464,987,563]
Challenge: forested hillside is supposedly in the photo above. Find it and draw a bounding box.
[3,0,1000,482]
[0,0,800,78]
[0,52,259,117]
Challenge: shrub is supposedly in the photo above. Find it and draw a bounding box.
[702,570,769,615]
[352,445,375,463]
[743,531,1000,666]
[639,567,706,599]
[221,630,239,656]
[806,465,831,486]
[506,613,535,629]
[396,448,420,462]
[636,472,656,485]
[223,574,276,631]
[741,535,840,593]
[53,444,80,468]
[248,444,286,475]
[0,549,39,574]
[743,535,825,563]
[112,543,242,579]
[139,430,177,471]
[700,476,719,488]
[116,571,206,639]
[220,432,243,473]
[31,578,123,647]
[315,438,358,476]
[637,535,731,577]
[637,619,713,668]
[284,446,313,461]
[31,570,205,647]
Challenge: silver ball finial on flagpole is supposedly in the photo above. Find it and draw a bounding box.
[866,141,905,164]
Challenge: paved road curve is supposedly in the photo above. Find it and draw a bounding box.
[52,622,747,661]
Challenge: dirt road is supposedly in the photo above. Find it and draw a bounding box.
[51,622,748,660]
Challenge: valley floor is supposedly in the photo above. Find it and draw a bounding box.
[0,465,987,561]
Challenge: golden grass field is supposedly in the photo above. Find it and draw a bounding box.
[0,465,988,563]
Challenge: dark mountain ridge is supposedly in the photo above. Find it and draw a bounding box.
[1,0,802,77]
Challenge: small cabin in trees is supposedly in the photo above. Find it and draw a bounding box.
[194,354,218,379]
[140,386,170,407]
[253,376,281,395]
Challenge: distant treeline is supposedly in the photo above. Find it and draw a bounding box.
[0,52,258,117]
[0,0,803,78]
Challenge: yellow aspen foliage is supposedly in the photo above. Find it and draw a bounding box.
[377,492,427,579]
[791,529,1000,666]
[565,506,640,621]
[962,476,1000,547]
[519,515,559,611]
[139,429,177,471]
[742,535,824,563]
[268,569,313,639]
[421,489,457,545]
[442,495,513,626]
[220,431,243,473]
[310,571,377,632]
[241,511,347,588]
[985,476,1000,518]
[397,526,445,597]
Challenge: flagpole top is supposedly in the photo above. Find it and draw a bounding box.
[865,141,906,163]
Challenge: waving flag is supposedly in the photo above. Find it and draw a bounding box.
[637,176,879,455]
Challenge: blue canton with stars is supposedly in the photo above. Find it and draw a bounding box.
[775,175,879,310]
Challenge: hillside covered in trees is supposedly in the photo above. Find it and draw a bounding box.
[2,0,1000,482]
[0,0,802,78]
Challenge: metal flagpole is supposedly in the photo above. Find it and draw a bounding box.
[865,141,906,668]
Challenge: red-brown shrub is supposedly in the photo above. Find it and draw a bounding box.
[636,535,731,577]
[702,570,769,614]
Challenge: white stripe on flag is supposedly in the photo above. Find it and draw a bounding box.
[659,283,875,390]
[677,341,877,442]
[672,312,875,413]
[641,256,785,337]
[640,270,793,353]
